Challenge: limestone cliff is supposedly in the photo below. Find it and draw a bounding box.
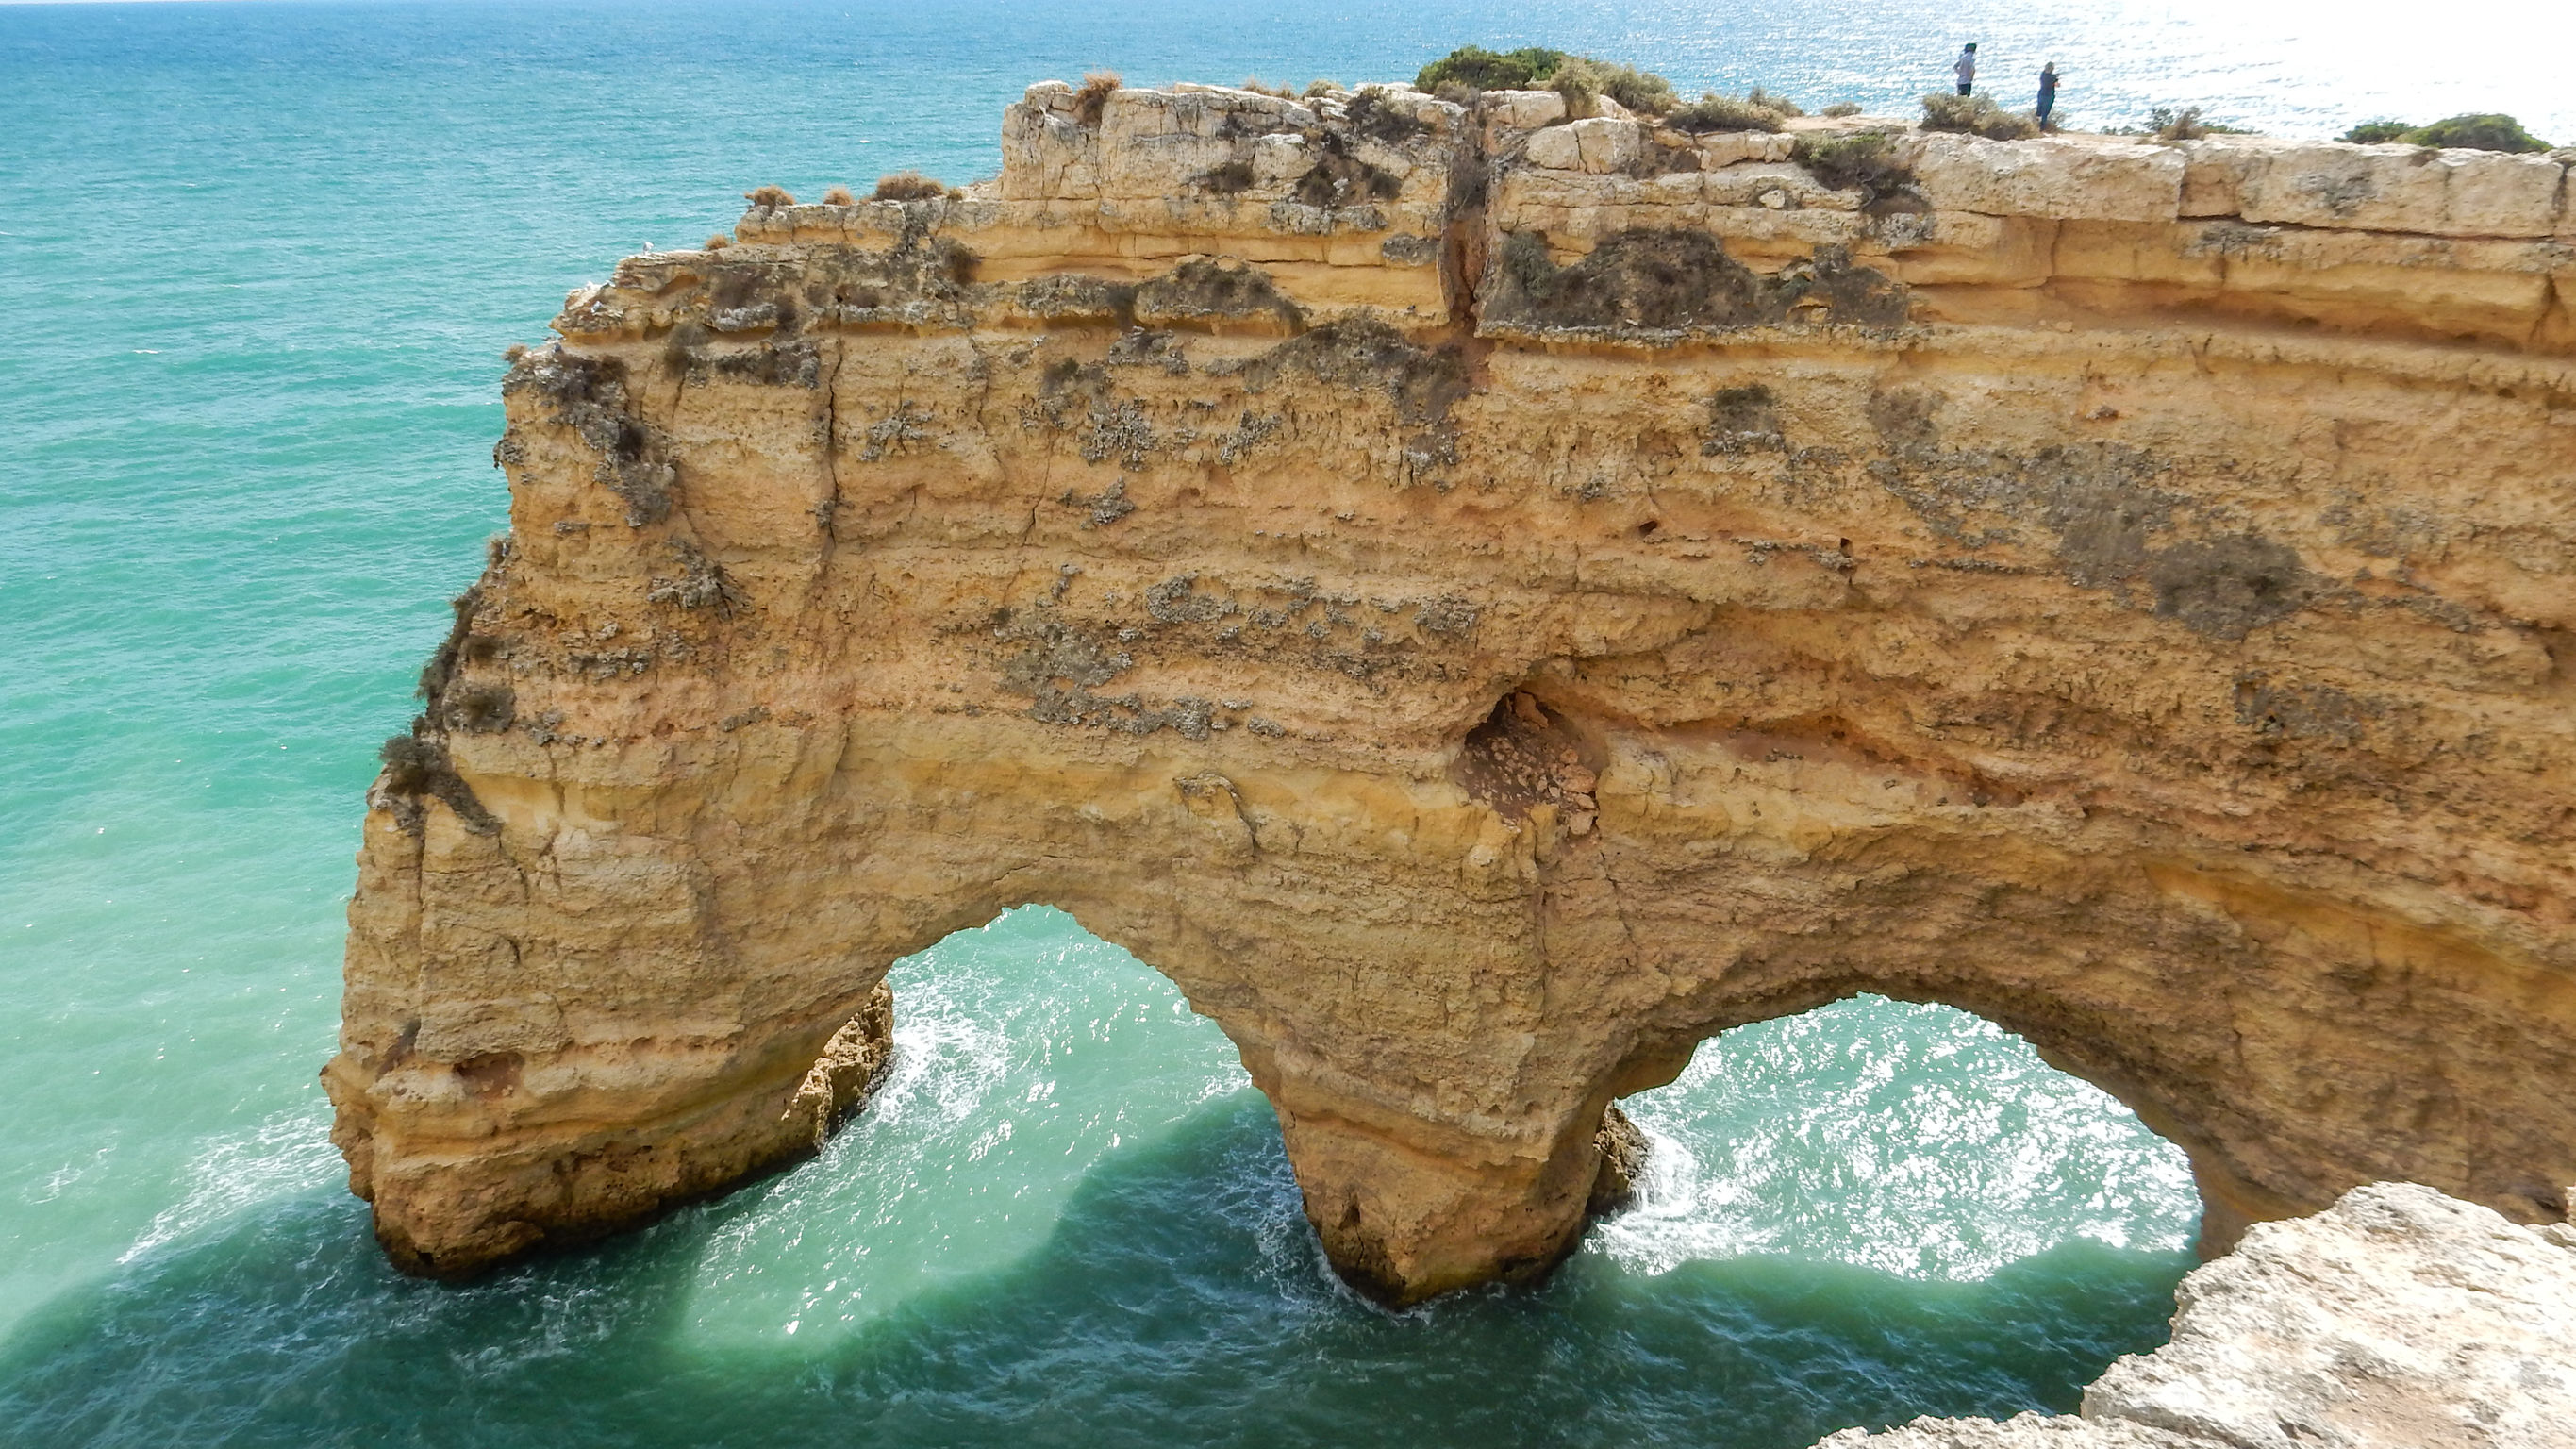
[325,79,2576,1306]
[1822,1182,2576,1449]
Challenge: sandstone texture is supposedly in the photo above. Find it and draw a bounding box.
[1820,1182,2576,1449]
[327,80,2576,1305]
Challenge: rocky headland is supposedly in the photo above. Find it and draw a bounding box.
[324,73,2575,1354]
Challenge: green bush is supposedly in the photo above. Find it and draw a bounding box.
[2401,113,2550,152]
[1599,62,1680,115]
[1415,45,1567,93]
[1553,57,1678,116]
[1413,45,1674,114]
[1744,87,1804,119]
[1820,102,1863,119]
[1668,92,1785,134]
[2146,106,2252,140]
[2339,120,2409,144]
[1920,92,2038,141]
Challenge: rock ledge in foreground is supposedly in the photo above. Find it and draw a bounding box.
[1818,1183,2576,1449]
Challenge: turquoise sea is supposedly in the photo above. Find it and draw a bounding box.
[4,2,2568,1444]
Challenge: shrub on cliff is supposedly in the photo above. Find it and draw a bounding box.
[1496,231,1559,302]
[1344,86,1429,143]
[2099,107,2254,139]
[2349,113,2551,152]
[1551,57,1676,117]
[1072,71,1121,125]
[1488,228,1790,331]
[872,172,946,201]
[1919,92,2038,140]
[444,682,516,734]
[703,233,732,250]
[2411,113,2551,151]
[820,184,856,206]
[374,734,497,835]
[1415,45,1565,93]
[1744,87,1803,118]
[1192,158,1255,194]
[1413,44,1674,115]
[1668,92,1787,134]
[2149,106,2252,140]
[1791,131,1922,211]
[743,184,796,208]
[1291,142,1402,207]
[1820,101,1863,118]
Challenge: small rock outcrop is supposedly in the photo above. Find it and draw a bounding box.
[1820,1183,2576,1449]
[326,79,2576,1305]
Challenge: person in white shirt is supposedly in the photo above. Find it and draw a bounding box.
[1953,43,1978,96]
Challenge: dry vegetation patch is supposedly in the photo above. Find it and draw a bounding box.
[1920,92,2037,140]
[872,172,947,201]
[1072,71,1121,125]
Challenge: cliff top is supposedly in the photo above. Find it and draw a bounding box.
[551,76,2574,363]
[712,79,2576,246]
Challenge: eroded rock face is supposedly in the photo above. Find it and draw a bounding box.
[1821,1183,2576,1449]
[326,80,2576,1304]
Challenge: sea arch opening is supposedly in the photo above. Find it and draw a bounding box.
[1595,994,2202,1284]
[1541,996,2209,1441]
[693,928,2204,1438]
[679,905,1285,1346]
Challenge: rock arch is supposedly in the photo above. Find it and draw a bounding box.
[327,81,2576,1304]
[327,647,2573,1303]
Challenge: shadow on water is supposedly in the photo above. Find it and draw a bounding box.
[0,1093,2186,1449]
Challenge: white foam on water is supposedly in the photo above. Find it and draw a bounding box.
[1588,999,2197,1281]
[120,1103,340,1264]
[23,1141,120,1208]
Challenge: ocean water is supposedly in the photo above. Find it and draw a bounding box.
[2,1,2566,1444]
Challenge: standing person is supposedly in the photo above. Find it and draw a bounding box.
[2036,62,2060,126]
[1953,42,1978,96]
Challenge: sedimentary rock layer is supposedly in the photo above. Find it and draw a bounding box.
[1822,1182,2576,1449]
[327,79,2576,1303]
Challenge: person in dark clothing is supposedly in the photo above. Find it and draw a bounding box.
[2036,62,2061,127]
[1953,42,1978,95]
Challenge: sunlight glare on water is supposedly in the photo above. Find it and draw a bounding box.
[1603,1003,2198,1282]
